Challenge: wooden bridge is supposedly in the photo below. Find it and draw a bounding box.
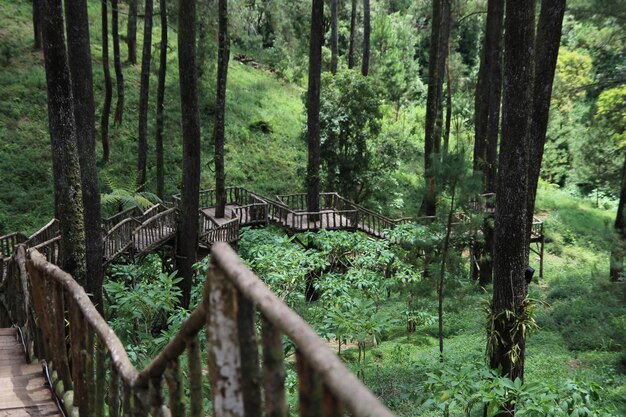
[0,186,545,416]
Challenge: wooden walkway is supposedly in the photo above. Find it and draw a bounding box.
[0,329,61,417]
[0,187,544,269]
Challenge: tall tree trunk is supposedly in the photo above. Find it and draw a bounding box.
[526,0,566,246]
[361,0,370,76]
[473,0,504,286]
[32,0,42,49]
[348,0,357,69]
[127,0,138,64]
[433,0,451,156]
[155,0,167,200]
[101,0,113,163]
[137,0,153,191]
[40,0,86,284]
[442,38,452,156]
[330,0,338,74]
[611,155,626,281]
[176,0,201,309]
[420,0,445,217]
[490,0,535,400]
[112,0,125,124]
[65,0,104,311]
[214,0,230,218]
[306,0,324,219]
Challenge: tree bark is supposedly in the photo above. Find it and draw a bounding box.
[330,0,338,74]
[101,0,113,163]
[32,0,42,49]
[214,0,230,218]
[361,0,370,76]
[611,155,626,281]
[112,0,125,124]
[137,0,153,191]
[442,38,452,156]
[176,0,201,309]
[64,0,104,311]
[127,0,138,64]
[348,0,357,69]
[155,0,167,200]
[473,0,504,286]
[526,0,567,246]
[307,0,324,219]
[420,0,444,217]
[39,0,86,285]
[490,0,535,398]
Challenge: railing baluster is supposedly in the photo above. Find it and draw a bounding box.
[237,292,262,416]
[51,280,73,391]
[148,377,168,417]
[187,335,203,417]
[261,317,287,417]
[296,350,323,417]
[81,317,94,416]
[95,339,106,417]
[109,367,121,417]
[322,384,344,417]
[122,384,132,417]
[205,261,245,417]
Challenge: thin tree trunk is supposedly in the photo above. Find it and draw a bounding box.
[438,177,457,359]
[112,0,125,124]
[65,0,104,311]
[473,0,504,286]
[330,0,338,74]
[434,0,451,157]
[101,0,113,163]
[611,155,626,281]
[490,0,535,400]
[137,0,153,191]
[127,0,138,64]
[33,0,42,49]
[348,0,357,69]
[39,0,86,284]
[306,0,324,219]
[214,0,230,218]
[526,0,566,247]
[420,0,443,217]
[176,0,201,309]
[443,38,452,156]
[155,0,167,200]
[361,0,370,76]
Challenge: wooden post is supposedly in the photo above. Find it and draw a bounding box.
[322,384,344,417]
[237,292,262,416]
[205,260,245,417]
[94,339,106,417]
[188,334,203,417]
[165,358,185,417]
[296,350,323,417]
[109,368,120,417]
[261,317,287,417]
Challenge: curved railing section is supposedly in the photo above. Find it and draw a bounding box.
[102,207,142,232]
[133,208,177,255]
[103,218,141,262]
[26,218,59,248]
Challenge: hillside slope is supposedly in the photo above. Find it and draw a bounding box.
[0,0,305,234]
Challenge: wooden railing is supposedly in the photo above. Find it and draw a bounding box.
[290,210,359,232]
[531,216,544,239]
[133,208,177,254]
[26,218,59,248]
[102,207,142,232]
[137,203,168,224]
[103,218,140,261]
[9,243,395,417]
[26,248,140,417]
[277,193,307,212]
[0,231,28,258]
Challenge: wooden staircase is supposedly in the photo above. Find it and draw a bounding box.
[0,328,61,417]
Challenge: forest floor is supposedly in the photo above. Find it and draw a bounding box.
[314,185,626,416]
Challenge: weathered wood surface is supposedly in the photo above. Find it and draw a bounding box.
[0,328,61,416]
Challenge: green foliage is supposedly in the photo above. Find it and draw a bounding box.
[596,85,626,146]
[317,70,386,202]
[104,255,184,365]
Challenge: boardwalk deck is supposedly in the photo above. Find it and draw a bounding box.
[0,329,61,417]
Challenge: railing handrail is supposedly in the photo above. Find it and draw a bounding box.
[0,232,29,257]
[26,218,59,247]
[27,249,139,386]
[136,207,176,229]
[210,243,395,417]
[104,217,142,239]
